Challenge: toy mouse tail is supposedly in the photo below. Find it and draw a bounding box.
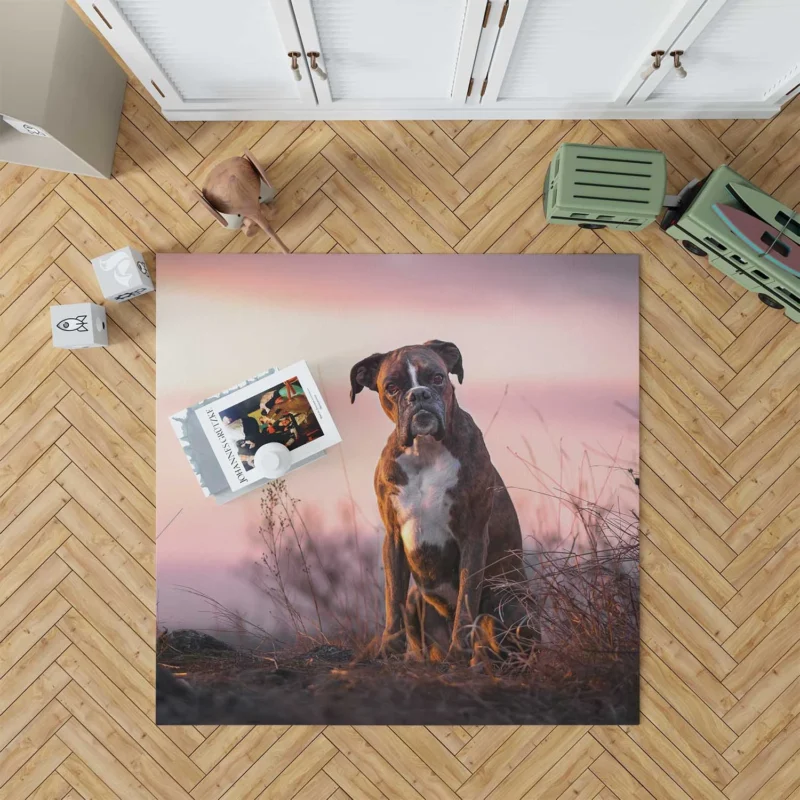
[254,214,290,254]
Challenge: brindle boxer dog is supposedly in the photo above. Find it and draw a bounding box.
[350,340,531,661]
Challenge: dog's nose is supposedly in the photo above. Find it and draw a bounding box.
[406,386,432,404]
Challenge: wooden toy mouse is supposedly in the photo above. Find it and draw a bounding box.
[197,149,289,253]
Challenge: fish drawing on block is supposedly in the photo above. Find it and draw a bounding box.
[56,315,89,332]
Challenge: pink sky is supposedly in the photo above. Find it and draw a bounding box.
[156,255,639,633]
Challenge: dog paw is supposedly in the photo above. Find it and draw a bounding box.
[378,630,406,658]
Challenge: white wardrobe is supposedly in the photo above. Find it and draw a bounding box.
[77,0,800,120]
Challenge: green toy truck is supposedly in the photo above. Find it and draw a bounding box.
[544,143,800,322]
[660,165,800,323]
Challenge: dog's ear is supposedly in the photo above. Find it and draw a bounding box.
[349,352,385,403]
[424,340,464,384]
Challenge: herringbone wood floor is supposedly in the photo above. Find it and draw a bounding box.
[3,57,800,799]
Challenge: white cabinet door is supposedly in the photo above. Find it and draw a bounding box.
[635,0,800,109]
[480,0,707,111]
[290,0,486,109]
[76,0,316,112]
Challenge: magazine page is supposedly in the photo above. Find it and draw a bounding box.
[194,361,341,491]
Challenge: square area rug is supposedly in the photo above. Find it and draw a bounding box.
[156,254,640,725]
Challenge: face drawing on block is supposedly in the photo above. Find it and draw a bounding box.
[136,260,150,277]
[100,251,135,287]
[57,315,89,333]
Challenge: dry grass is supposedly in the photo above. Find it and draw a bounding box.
[252,479,384,650]
[159,449,639,724]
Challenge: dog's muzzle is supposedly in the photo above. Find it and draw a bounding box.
[399,386,445,446]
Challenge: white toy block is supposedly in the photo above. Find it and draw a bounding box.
[51,303,107,349]
[91,246,154,302]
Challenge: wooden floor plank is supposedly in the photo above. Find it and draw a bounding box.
[723,641,800,734]
[111,148,203,249]
[0,627,70,716]
[641,572,738,682]
[261,121,336,192]
[116,116,201,212]
[364,120,469,210]
[0,264,70,351]
[400,121,469,175]
[456,121,593,241]
[640,357,736,464]
[0,228,68,317]
[0,163,37,205]
[455,120,575,228]
[56,572,154,681]
[57,753,123,800]
[641,612,737,718]
[0,193,69,280]
[325,128,462,249]
[56,653,202,792]
[55,427,154,535]
[453,121,505,156]
[0,595,70,683]
[640,680,736,790]
[725,570,800,668]
[122,85,202,175]
[322,173,416,254]
[0,696,71,788]
[0,170,66,243]
[56,717,158,800]
[56,463,155,569]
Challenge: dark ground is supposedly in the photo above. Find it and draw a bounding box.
[156,630,638,726]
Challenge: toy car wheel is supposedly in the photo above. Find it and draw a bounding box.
[758,293,784,310]
[682,240,707,257]
[578,223,606,229]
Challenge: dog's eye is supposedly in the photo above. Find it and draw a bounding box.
[385,383,399,395]
[432,374,445,385]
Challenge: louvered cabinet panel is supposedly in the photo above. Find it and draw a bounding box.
[293,0,476,103]
[496,0,689,102]
[649,0,800,102]
[74,0,796,117]
[116,0,296,101]
[76,0,314,110]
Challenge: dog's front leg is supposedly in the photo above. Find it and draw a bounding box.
[450,529,489,658]
[380,529,410,656]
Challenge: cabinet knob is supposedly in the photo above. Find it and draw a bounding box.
[288,52,302,81]
[641,50,665,81]
[307,52,328,81]
[670,50,687,79]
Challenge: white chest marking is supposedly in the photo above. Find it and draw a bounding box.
[392,439,460,553]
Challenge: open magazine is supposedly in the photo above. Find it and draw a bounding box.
[193,361,341,492]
